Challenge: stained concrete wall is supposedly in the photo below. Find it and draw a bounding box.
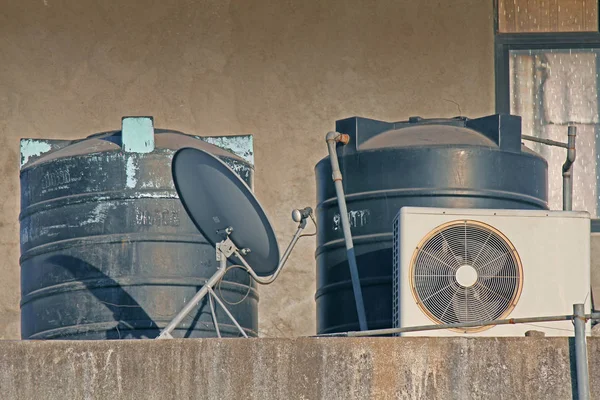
[0,337,598,399]
[0,0,495,339]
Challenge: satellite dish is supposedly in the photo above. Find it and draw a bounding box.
[159,146,313,340]
[172,147,280,277]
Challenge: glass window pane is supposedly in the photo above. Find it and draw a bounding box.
[499,0,598,33]
[510,49,599,216]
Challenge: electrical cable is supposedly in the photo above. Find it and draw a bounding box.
[217,265,253,306]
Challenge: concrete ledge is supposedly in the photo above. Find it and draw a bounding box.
[0,337,598,400]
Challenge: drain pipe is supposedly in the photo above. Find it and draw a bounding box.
[326,131,368,331]
[562,126,577,211]
[521,125,577,211]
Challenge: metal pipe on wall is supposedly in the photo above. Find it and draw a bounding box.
[562,126,577,211]
[521,135,568,149]
[521,125,576,211]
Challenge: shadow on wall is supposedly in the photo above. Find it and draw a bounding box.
[21,246,256,340]
[47,255,162,339]
[42,255,241,339]
[24,255,210,340]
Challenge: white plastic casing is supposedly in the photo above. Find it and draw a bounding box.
[393,207,591,336]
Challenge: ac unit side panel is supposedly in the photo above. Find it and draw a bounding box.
[396,207,591,337]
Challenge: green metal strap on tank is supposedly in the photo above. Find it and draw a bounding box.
[122,116,155,153]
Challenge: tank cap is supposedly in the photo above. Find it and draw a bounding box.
[122,116,155,153]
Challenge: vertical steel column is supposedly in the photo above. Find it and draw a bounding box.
[573,303,590,400]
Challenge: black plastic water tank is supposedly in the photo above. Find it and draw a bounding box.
[20,118,257,339]
[314,114,548,334]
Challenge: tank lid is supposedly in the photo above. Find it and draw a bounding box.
[122,116,155,153]
[335,114,524,154]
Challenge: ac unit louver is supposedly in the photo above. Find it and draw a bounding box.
[393,207,591,336]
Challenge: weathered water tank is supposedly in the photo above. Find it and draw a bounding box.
[20,117,257,339]
[315,114,548,334]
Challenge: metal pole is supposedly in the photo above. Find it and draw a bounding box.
[562,126,577,211]
[574,303,590,400]
[316,312,600,338]
[207,287,248,338]
[325,132,368,331]
[208,294,221,338]
[563,170,572,211]
[157,253,228,339]
[522,134,568,149]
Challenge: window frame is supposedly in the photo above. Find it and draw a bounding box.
[494,2,600,216]
[495,32,600,113]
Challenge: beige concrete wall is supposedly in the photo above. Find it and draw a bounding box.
[0,0,495,339]
[0,337,598,399]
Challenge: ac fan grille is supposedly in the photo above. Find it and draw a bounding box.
[410,220,523,331]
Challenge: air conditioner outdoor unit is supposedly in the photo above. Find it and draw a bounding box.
[393,207,591,336]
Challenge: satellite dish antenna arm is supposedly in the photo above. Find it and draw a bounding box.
[234,209,312,285]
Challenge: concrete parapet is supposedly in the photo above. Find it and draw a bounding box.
[0,337,598,399]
